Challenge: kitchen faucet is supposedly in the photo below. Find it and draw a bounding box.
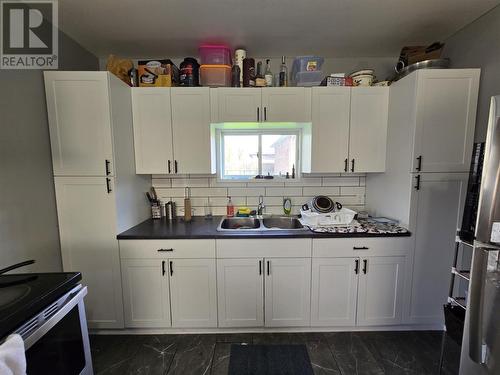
[257,195,265,215]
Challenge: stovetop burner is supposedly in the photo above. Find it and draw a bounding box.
[0,272,81,339]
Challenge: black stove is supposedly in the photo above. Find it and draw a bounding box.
[0,272,81,339]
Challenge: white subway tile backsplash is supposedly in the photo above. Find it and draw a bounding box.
[209,179,246,188]
[169,197,208,207]
[156,188,186,198]
[190,187,228,197]
[210,196,246,206]
[303,186,340,196]
[284,177,322,186]
[152,174,366,216]
[171,178,210,187]
[322,177,360,187]
[151,178,171,188]
[265,187,302,196]
[340,186,365,195]
[247,196,284,206]
[228,187,266,197]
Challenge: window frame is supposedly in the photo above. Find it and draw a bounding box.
[217,128,301,181]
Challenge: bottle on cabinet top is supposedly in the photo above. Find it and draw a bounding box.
[264,59,273,87]
[279,56,288,87]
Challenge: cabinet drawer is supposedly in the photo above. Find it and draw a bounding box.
[119,240,215,259]
[313,237,411,257]
[216,239,311,258]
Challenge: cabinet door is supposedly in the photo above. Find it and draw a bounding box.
[408,173,468,324]
[311,258,358,326]
[169,258,217,327]
[44,72,113,176]
[413,69,480,173]
[171,88,212,174]
[265,258,311,327]
[131,88,173,174]
[217,258,264,328]
[54,177,123,329]
[349,87,389,172]
[357,256,405,326]
[216,88,262,122]
[262,88,311,122]
[121,259,171,328]
[310,87,351,173]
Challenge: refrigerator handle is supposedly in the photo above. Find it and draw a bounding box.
[468,247,488,364]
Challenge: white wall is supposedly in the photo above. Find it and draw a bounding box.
[443,5,500,141]
[0,31,98,272]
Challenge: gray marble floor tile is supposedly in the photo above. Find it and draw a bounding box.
[324,332,385,375]
[215,333,253,344]
[360,331,429,374]
[306,340,342,375]
[210,343,233,375]
[167,334,216,375]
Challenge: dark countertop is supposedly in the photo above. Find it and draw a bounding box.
[117,216,411,240]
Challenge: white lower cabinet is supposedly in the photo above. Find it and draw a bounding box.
[217,258,264,328]
[216,257,311,328]
[169,258,217,328]
[264,258,311,327]
[311,258,358,326]
[357,256,405,326]
[121,259,171,328]
[121,257,217,328]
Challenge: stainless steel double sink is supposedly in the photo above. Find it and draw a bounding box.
[217,216,307,232]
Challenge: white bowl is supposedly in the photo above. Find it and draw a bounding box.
[352,74,373,86]
[350,69,374,77]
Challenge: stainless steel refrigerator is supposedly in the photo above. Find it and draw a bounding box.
[460,96,500,374]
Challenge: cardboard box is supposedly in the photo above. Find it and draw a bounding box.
[138,59,179,87]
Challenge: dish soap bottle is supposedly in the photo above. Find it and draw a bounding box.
[226,196,234,217]
[283,197,292,216]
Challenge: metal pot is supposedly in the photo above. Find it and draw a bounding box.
[302,196,342,213]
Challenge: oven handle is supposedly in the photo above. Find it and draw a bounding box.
[21,285,87,350]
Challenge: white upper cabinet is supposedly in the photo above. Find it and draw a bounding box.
[413,69,480,173]
[261,88,311,122]
[311,257,358,326]
[349,87,389,173]
[357,256,405,326]
[264,258,311,327]
[217,258,264,328]
[169,258,217,328]
[215,88,262,122]
[131,88,173,174]
[44,72,113,176]
[310,87,351,173]
[171,88,213,174]
[121,259,171,328]
[54,176,124,329]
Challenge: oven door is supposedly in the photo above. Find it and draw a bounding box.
[15,285,93,375]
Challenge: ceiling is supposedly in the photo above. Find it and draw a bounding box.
[58,0,500,58]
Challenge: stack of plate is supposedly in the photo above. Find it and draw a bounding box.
[349,69,374,86]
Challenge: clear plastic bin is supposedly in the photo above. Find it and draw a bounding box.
[292,56,324,75]
[199,45,232,65]
[293,71,324,87]
[200,65,231,87]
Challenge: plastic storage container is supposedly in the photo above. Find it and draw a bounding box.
[293,71,324,87]
[199,45,232,65]
[292,56,324,74]
[200,65,231,87]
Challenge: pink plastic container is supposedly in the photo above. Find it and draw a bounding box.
[199,44,232,66]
